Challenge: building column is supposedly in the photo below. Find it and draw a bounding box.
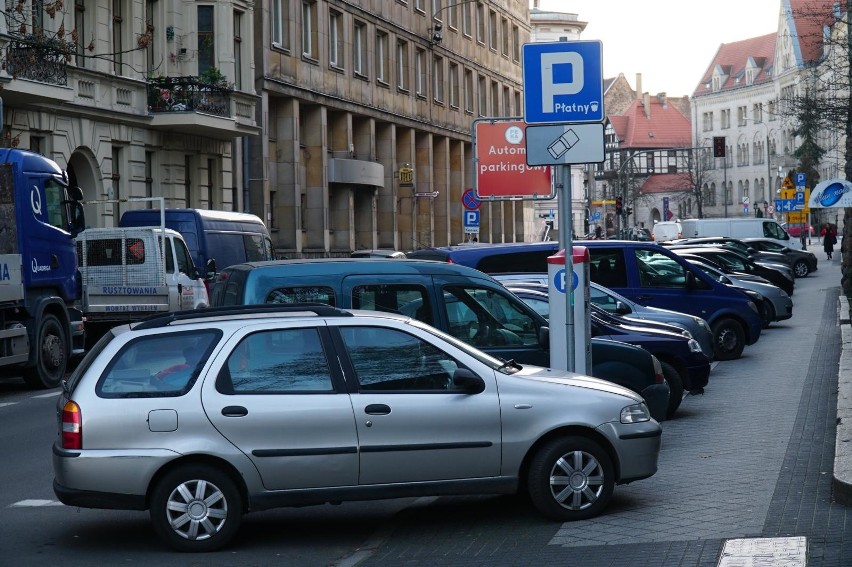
[376,122,399,250]
[301,105,330,254]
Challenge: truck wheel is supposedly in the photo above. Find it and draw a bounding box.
[526,436,614,521]
[793,260,809,277]
[711,318,745,361]
[23,314,67,389]
[150,465,243,552]
[660,361,684,418]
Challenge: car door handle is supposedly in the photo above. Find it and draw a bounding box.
[221,406,248,417]
[364,404,391,415]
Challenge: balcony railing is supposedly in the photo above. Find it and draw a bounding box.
[5,38,71,86]
[147,76,233,117]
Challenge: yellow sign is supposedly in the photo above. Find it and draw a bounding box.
[786,211,807,223]
[398,164,414,187]
[780,189,796,200]
[592,200,616,205]
[782,176,794,189]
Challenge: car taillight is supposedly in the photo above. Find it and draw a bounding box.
[651,356,665,385]
[62,401,82,450]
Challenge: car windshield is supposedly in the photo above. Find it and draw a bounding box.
[407,318,522,374]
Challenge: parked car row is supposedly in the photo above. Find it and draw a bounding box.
[52,235,802,552]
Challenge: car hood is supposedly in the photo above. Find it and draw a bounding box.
[510,365,642,401]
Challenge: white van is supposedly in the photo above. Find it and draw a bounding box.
[652,221,682,242]
[679,218,792,247]
[76,227,209,325]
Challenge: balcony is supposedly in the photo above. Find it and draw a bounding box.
[146,75,260,139]
[0,38,75,104]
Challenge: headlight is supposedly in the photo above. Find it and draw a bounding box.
[687,338,702,353]
[621,402,651,423]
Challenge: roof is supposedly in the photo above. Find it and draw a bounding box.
[608,96,692,149]
[693,0,842,98]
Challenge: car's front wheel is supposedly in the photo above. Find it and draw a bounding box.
[711,318,745,361]
[660,361,683,418]
[793,260,810,277]
[150,465,243,552]
[526,436,614,521]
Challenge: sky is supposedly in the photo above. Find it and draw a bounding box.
[532,0,782,97]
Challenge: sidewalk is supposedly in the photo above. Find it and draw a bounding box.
[834,288,852,504]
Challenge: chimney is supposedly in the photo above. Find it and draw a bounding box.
[635,73,642,100]
[657,92,667,108]
[643,92,651,118]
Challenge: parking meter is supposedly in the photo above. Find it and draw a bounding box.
[547,247,591,374]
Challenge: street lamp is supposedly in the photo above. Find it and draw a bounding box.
[428,0,486,45]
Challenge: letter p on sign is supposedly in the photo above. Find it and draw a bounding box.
[541,52,583,113]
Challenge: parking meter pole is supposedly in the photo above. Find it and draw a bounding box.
[558,164,576,372]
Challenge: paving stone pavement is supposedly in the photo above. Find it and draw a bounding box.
[350,256,852,567]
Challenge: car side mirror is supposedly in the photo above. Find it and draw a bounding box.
[453,368,486,394]
[538,325,549,348]
[205,258,217,279]
[614,301,631,315]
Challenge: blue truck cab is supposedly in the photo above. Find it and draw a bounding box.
[577,240,763,361]
[119,208,275,277]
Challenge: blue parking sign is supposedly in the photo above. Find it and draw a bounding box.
[522,41,604,124]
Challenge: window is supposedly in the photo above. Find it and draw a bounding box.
[97,330,221,397]
[339,326,462,392]
[446,1,457,29]
[488,10,497,49]
[433,55,444,103]
[354,20,367,76]
[449,62,459,108]
[464,68,473,113]
[512,25,520,62]
[352,284,431,324]
[272,0,289,48]
[75,0,89,68]
[78,237,146,267]
[197,5,215,76]
[173,237,194,276]
[501,17,509,56]
[461,2,471,36]
[442,286,539,347]
[502,85,510,116]
[415,48,426,97]
[233,11,243,89]
[376,31,389,84]
[397,39,409,91]
[112,0,125,74]
[588,251,628,288]
[478,74,487,116]
[265,286,335,305]
[329,9,342,68]
[476,2,485,43]
[302,0,317,59]
[222,328,333,393]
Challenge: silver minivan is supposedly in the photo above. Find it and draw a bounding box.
[53,305,662,552]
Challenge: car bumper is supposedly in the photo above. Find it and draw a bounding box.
[683,356,712,391]
[771,295,794,321]
[640,383,670,422]
[597,420,662,484]
[52,443,178,509]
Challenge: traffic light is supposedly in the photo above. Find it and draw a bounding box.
[713,136,726,158]
[626,206,633,217]
[615,196,623,216]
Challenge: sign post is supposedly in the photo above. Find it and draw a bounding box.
[522,40,604,373]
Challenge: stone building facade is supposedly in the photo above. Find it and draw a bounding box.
[252,0,532,257]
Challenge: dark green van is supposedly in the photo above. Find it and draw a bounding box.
[211,258,551,366]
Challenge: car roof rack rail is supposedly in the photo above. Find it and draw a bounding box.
[133,303,353,330]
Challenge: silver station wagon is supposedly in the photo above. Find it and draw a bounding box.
[53,305,662,552]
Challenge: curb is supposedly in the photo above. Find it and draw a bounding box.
[834,295,852,505]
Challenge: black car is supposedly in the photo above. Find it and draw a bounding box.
[666,245,795,296]
[666,236,792,270]
[508,286,710,419]
[740,237,818,277]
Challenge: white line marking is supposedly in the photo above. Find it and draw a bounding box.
[10,499,64,507]
[33,391,62,399]
[718,536,807,567]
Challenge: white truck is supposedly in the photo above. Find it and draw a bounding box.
[76,227,208,333]
[679,218,793,247]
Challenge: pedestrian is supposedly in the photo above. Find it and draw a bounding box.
[594,224,603,239]
[823,224,837,260]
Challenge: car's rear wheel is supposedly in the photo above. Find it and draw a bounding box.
[660,361,683,418]
[711,318,745,361]
[526,436,614,521]
[793,260,809,277]
[150,465,243,552]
